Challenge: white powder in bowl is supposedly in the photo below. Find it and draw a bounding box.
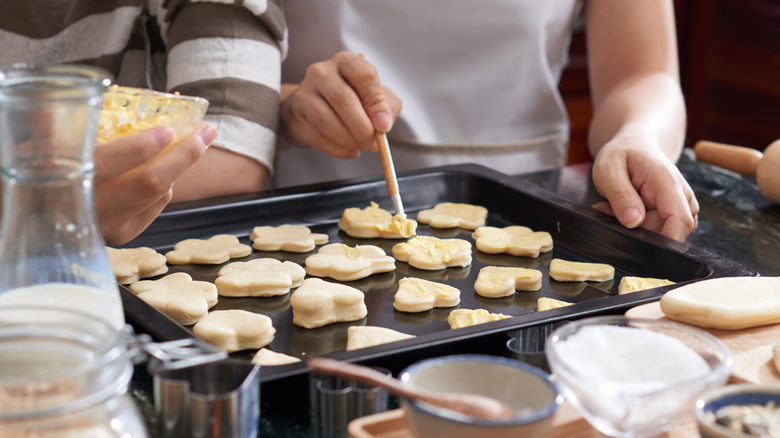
[555,324,710,394]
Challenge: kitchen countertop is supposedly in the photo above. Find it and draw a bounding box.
[130,147,780,437]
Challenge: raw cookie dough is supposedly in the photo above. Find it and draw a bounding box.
[305,243,396,281]
[193,309,275,353]
[416,202,488,230]
[472,226,553,258]
[392,235,472,270]
[165,234,251,265]
[393,277,461,313]
[346,326,415,351]
[549,258,615,282]
[659,276,780,330]
[290,278,367,329]
[618,276,675,294]
[474,266,543,298]
[447,308,512,329]
[128,272,217,326]
[338,202,417,239]
[250,224,329,253]
[251,348,301,366]
[107,246,168,285]
[216,258,305,297]
[537,297,573,311]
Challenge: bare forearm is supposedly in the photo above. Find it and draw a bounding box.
[171,147,268,202]
[587,72,686,161]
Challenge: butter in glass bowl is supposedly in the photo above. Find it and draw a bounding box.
[97,85,208,146]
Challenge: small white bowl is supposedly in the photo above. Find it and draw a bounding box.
[696,383,780,438]
[546,316,733,438]
[398,354,563,438]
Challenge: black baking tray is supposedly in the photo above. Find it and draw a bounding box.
[120,163,756,383]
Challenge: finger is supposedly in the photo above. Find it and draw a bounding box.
[93,127,175,184]
[294,89,363,155]
[593,161,646,229]
[656,182,699,242]
[95,124,210,214]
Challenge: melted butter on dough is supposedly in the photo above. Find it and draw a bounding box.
[290,278,367,329]
[474,266,542,298]
[447,308,512,329]
[618,276,675,294]
[416,202,488,230]
[305,243,395,281]
[549,258,615,282]
[392,235,472,270]
[393,277,461,313]
[537,297,573,311]
[338,202,417,238]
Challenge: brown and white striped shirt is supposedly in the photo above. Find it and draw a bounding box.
[0,0,286,172]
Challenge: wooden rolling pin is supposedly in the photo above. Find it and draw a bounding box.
[694,139,780,204]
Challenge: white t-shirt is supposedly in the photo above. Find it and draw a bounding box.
[273,0,582,188]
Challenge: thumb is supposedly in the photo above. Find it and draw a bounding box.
[595,175,645,229]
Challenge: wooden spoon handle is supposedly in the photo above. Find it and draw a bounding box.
[693,140,763,177]
[307,357,425,401]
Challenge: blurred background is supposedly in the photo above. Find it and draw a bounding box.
[562,0,780,164]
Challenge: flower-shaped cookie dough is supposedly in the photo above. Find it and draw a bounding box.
[107,246,168,285]
[549,258,615,282]
[304,243,395,281]
[165,234,251,265]
[474,266,543,298]
[391,235,472,270]
[250,224,329,253]
[416,202,488,230]
[393,277,461,313]
[447,308,512,329]
[346,326,415,351]
[128,272,218,325]
[537,297,573,311]
[290,278,367,329]
[338,202,417,238]
[193,309,275,353]
[472,226,553,258]
[216,258,306,297]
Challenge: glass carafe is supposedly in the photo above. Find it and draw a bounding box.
[0,305,149,437]
[0,64,124,331]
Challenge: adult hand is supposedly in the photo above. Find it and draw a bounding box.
[590,136,699,242]
[94,123,216,245]
[280,51,402,158]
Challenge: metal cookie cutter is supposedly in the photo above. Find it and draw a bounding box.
[128,330,261,438]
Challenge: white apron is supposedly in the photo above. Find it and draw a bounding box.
[272,0,581,188]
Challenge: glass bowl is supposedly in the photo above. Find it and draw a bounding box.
[546,316,733,438]
[97,85,208,146]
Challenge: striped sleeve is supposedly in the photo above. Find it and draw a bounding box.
[160,0,286,174]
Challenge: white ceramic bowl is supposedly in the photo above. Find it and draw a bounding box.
[546,316,733,438]
[696,383,780,438]
[399,354,563,438]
